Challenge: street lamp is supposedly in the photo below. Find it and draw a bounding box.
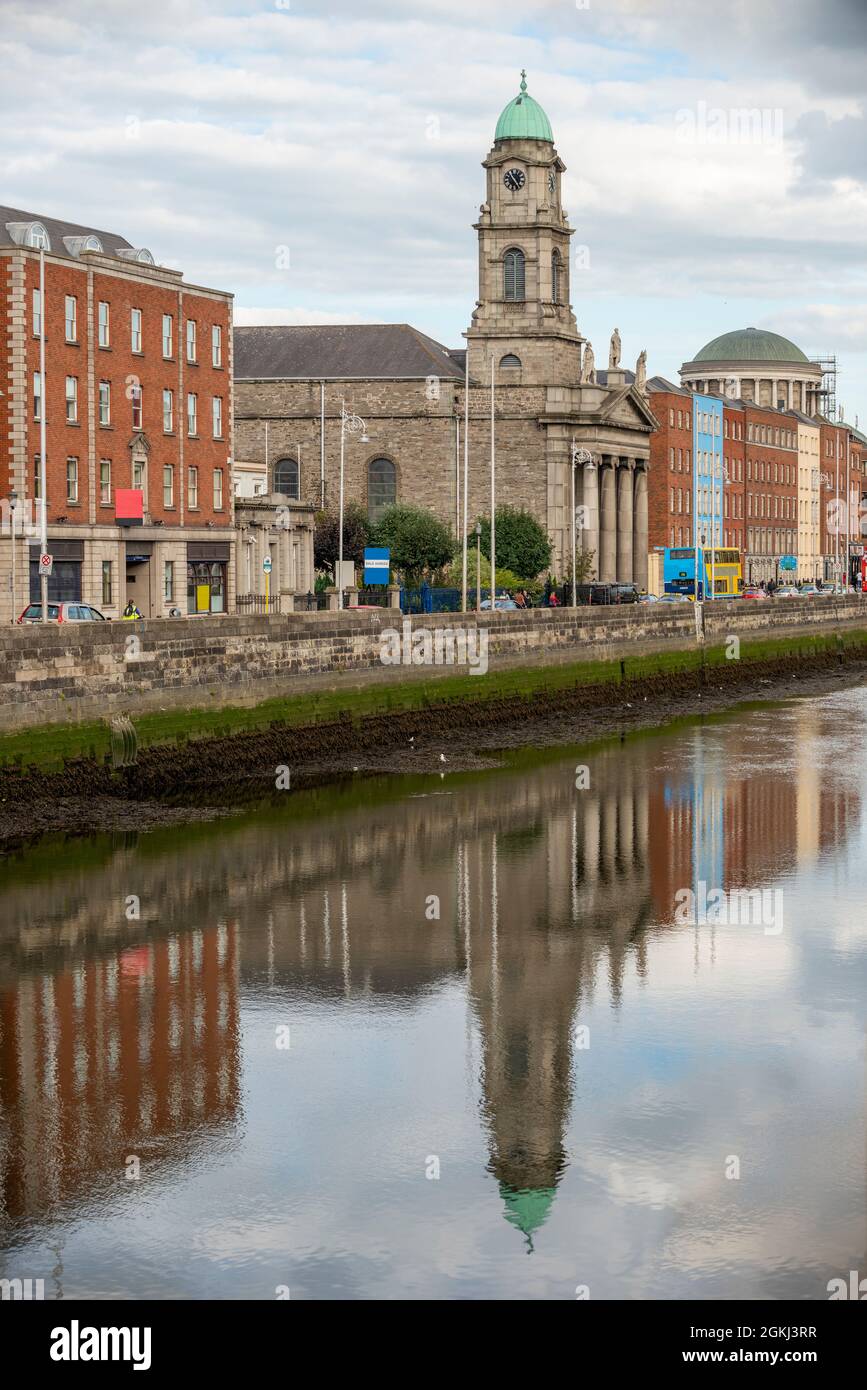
[475,521,482,613]
[338,401,368,609]
[570,443,593,608]
[8,489,17,622]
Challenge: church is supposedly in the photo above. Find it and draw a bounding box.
[233,73,656,588]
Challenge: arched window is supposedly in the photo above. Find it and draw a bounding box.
[274,458,300,500]
[551,249,561,304]
[368,457,396,522]
[27,222,50,250]
[503,248,525,302]
[500,354,522,370]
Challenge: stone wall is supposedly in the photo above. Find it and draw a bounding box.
[1,597,865,732]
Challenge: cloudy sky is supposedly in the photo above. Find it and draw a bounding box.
[2,0,865,421]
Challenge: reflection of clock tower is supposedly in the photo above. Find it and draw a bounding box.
[467,72,584,387]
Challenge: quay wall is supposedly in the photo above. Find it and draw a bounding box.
[1,597,866,731]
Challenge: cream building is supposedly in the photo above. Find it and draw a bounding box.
[794,411,821,583]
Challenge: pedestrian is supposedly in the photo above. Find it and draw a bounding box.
[123,600,142,620]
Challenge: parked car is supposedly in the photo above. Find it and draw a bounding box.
[742,587,766,600]
[657,592,692,603]
[17,601,108,624]
[775,585,800,598]
[799,584,821,596]
[638,592,659,603]
[480,597,517,610]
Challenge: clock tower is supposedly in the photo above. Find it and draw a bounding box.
[467,72,584,387]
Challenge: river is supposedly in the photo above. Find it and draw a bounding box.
[1,687,865,1300]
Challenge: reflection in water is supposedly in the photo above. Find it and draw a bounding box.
[0,690,865,1299]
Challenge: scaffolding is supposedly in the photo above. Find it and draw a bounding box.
[811,353,837,420]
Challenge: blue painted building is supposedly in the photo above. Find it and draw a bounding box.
[692,394,724,597]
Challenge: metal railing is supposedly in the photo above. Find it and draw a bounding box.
[236,593,282,614]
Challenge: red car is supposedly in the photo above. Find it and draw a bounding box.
[742,587,766,600]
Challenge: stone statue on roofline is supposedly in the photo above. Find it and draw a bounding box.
[609,327,621,369]
[581,341,596,384]
[635,348,647,394]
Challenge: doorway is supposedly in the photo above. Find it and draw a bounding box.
[125,544,153,617]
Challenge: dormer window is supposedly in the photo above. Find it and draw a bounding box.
[63,233,103,256]
[5,220,51,251]
[118,247,155,265]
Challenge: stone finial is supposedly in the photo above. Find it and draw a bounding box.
[520,69,528,94]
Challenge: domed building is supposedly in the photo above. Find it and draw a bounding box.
[680,327,825,415]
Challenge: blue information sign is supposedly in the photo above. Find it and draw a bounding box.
[780,555,797,571]
[363,547,390,585]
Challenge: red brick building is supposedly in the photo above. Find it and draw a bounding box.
[1,207,233,621]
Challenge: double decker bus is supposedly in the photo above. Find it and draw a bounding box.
[663,547,743,599]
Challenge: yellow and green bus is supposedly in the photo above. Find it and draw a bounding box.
[663,547,743,599]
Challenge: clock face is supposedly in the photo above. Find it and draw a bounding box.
[503,168,525,192]
[548,169,556,194]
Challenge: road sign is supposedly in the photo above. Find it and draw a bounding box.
[262,555,272,574]
[39,552,53,576]
[363,547,390,585]
[780,555,797,571]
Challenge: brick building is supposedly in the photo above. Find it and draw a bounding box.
[1,206,233,623]
[647,370,863,589]
[234,75,656,587]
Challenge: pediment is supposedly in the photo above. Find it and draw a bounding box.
[128,431,151,455]
[597,386,658,432]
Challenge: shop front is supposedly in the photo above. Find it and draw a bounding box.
[187,541,230,614]
[29,540,84,603]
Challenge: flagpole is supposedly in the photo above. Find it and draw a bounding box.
[39,248,48,624]
[490,356,496,604]
[461,351,469,613]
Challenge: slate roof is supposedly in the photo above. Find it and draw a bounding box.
[0,204,135,259]
[646,374,691,396]
[233,323,467,381]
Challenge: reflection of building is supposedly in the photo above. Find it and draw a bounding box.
[0,922,240,1226]
[0,705,860,1253]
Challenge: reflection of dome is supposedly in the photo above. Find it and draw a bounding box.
[495,71,553,143]
[693,327,809,364]
[499,1182,556,1250]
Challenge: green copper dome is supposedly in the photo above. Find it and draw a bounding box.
[693,327,809,364]
[495,70,553,143]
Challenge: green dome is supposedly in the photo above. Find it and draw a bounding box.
[499,1182,556,1245]
[495,70,553,143]
[693,327,809,364]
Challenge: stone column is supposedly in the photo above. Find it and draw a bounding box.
[617,461,633,582]
[581,460,599,580]
[279,527,292,593]
[234,526,246,597]
[633,468,649,592]
[599,457,617,583]
[256,526,269,596]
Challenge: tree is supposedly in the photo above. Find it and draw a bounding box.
[314,503,370,580]
[372,505,455,585]
[474,506,552,581]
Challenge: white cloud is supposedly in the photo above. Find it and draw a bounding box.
[0,0,864,420]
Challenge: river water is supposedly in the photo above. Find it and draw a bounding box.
[1,688,865,1300]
